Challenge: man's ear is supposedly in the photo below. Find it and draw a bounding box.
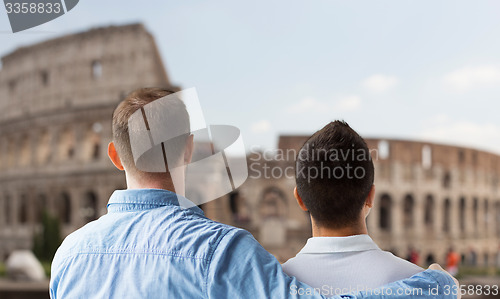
[108,142,124,171]
[294,187,308,212]
[365,184,375,208]
[184,134,194,165]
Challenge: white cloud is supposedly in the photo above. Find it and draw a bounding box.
[251,119,272,134]
[335,95,361,111]
[443,66,500,92]
[419,117,500,154]
[286,97,329,114]
[287,95,361,115]
[362,74,398,93]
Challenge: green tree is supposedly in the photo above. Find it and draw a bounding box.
[33,210,62,262]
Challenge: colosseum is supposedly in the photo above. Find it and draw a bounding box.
[0,23,176,259]
[238,136,500,265]
[1,24,499,269]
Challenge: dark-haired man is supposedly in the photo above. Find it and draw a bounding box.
[283,120,425,295]
[50,90,457,298]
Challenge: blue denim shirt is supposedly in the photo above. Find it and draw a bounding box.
[50,189,456,298]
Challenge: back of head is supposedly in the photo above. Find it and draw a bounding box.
[295,120,374,229]
[112,87,190,177]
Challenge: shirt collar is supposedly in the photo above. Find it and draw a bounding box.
[107,188,204,215]
[298,234,380,254]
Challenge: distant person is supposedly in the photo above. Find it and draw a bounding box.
[407,246,420,265]
[468,247,477,266]
[50,91,456,298]
[426,254,436,267]
[446,247,460,276]
[283,121,425,294]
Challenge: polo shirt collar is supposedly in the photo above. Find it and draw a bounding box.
[298,234,380,254]
[107,188,204,215]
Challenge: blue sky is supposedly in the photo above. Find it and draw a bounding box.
[1,1,500,153]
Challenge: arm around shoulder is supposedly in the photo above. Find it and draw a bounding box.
[205,229,458,299]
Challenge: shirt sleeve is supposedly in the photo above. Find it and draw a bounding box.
[49,250,62,298]
[206,228,457,299]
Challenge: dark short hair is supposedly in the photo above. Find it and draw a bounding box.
[112,87,189,173]
[295,120,374,229]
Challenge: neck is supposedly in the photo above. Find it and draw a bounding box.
[311,217,368,237]
[125,172,181,194]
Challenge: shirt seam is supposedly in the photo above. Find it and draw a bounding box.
[107,202,203,215]
[299,248,380,254]
[108,201,176,206]
[50,254,75,296]
[204,227,236,298]
[58,250,210,261]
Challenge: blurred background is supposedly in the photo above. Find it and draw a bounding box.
[0,1,499,298]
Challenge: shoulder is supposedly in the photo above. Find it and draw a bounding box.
[52,221,95,261]
[51,219,104,275]
[380,250,423,267]
[210,223,259,252]
[374,250,424,275]
[207,225,270,265]
[281,254,302,270]
[168,209,249,252]
[281,255,302,277]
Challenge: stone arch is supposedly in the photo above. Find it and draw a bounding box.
[40,70,49,86]
[258,186,288,220]
[84,123,102,161]
[34,194,47,224]
[473,198,479,232]
[92,60,102,79]
[19,194,28,225]
[484,198,489,232]
[403,194,414,229]
[36,129,50,164]
[443,172,451,189]
[19,133,31,167]
[6,135,17,168]
[258,186,288,247]
[458,150,465,163]
[424,195,434,228]
[59,192,72,225]
[59,127,76,160]
[443,198,451,233]
[82,191,98,223]
[4,194,12,225]
[422,145,432,169]
[378,140,390,160]
[379,193,392,231]
[459,197,466,233]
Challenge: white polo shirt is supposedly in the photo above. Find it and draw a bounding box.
[282,234,423,296]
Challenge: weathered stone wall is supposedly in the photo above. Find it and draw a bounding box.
[236,135,500,265]
[0,24,174,260]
